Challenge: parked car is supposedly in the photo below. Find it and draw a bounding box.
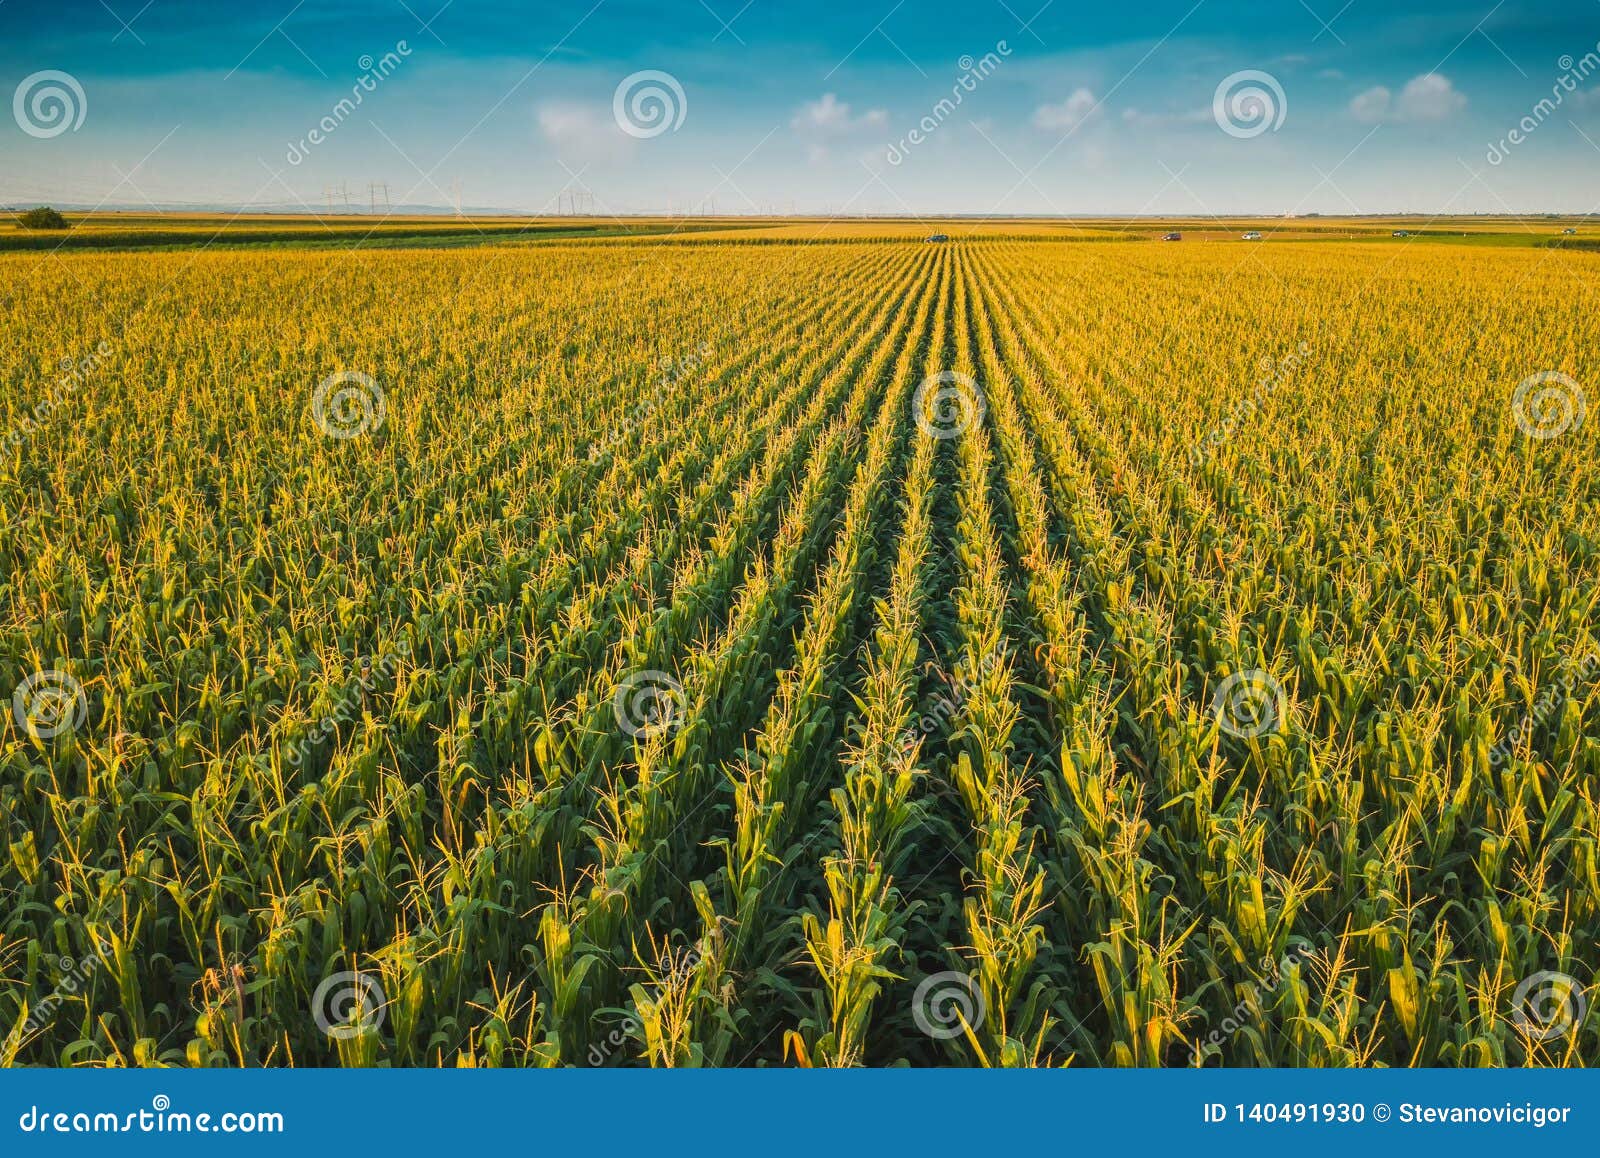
[925,233,949,242]
[1392,230,1410,238]
[1161,232,1182,241]
[1563,228,1578,235]
[1242,231,1263,241]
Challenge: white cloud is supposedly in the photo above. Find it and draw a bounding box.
[791,93,888,161]
[1119,105,1211,128]
[1032,87,1098,131]
[1397,73,1466,120]
[536,101,631,162]
[792,93,887,134]
[1349,74,1466,123]
[1350,86,1392,123]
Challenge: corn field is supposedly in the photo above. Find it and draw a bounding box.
[2,233,1597,1067]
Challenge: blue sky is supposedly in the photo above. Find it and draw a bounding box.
[3,0,1599,214]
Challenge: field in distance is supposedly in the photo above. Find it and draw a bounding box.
[4,209,1595,250]
[1,223,1596,1067]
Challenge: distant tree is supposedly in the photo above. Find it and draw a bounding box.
[17,206,68,230]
